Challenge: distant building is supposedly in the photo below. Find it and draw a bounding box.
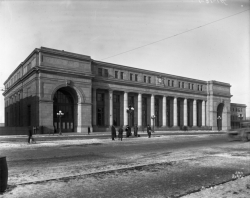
[2,47,234,133]
[230,103,247,129]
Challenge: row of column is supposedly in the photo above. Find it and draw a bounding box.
[93,89,206,127]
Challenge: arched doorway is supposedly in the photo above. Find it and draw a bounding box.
[217,103,224,131]
[53,88,75,132]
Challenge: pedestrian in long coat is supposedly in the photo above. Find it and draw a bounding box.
[147,125,152,138]
[125,125,129,137]
[134,124,138,137]
[28,126,32,143]
[111,125,116,140]
[118,126,123,141]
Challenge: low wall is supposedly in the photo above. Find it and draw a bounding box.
[0,127,29,136]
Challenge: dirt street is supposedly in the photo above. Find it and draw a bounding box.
[0,134,249,197]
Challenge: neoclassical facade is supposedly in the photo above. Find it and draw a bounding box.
[3,47,232,133]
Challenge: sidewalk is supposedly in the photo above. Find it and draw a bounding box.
[0,130,225,142]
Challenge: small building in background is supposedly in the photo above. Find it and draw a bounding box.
[230,103,247,129]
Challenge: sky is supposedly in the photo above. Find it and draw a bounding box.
[0,0,249,123]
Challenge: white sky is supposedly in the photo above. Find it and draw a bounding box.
[0,0,249,123]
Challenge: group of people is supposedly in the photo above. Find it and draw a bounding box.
[111,124,153,140]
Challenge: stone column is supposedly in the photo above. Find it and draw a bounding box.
[173,97,177,127]
[193,99,197,127]
[92,88,96,126]
[202,100,206,126]
[109,90,113,127]
[138,93,142,128]
[162,96,167,127]
[184,98,187,126]
[124,92,128,126]
[150,94,155,126]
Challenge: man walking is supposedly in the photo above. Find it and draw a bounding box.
[111,125,116,140]
[118,126,123,141]
[147,125,152,138]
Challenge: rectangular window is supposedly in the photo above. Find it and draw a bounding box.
[200,85,203,91]
[120,72,124,80]
[172,80,174,87]
[104,69,108,77]
[198,85,200,91]
[168,80,171,86]
[130,73,133,81]
[97,93,104,102]
[144,76,147,83]
[178,82,181,88]
[182,82,184,88]
[135,74,138,81]
[113,95,120,103]
[192,84,194,90]
[98,68,102,76]
[188,83,191,89]
[115,71,118,79]
[148,77,151,83]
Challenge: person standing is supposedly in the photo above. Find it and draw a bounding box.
[118,126,123,141]
[134,124,138,137]
[147,125,152,138]
[125,125,129,137]
[111,125,116,140]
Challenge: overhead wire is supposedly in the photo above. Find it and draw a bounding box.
[100,9,250,61]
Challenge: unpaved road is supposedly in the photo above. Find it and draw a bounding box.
[0,134,250,197]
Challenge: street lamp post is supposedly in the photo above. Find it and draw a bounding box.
[238,114,243,128]
[126,105,134,128]
[217,116,222,131]
[151,115,156,132]
[57,110,64,135]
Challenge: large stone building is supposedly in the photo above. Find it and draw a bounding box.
[3,47,233,133]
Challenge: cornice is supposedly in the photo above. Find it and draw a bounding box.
[40,47,91,62]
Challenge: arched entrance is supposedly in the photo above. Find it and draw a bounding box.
[53,87,76,132]
[217,103,224,131]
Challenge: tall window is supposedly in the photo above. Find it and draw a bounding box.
[200,85,203,91]
[144,76,147,83]
[135,74,138,81]
[148,77,151,83]
[198,85,200,91]
[98,68,102,76]
[178,82,181,88]
[192,84,194,90]
[182,82,184,88]
[115,71,118,78]
[172,80,174,87]
[188,83,191,89]
[120,72,124,79]
[130,73,133,81]
[104,69,108,77]
[168,80,171,86]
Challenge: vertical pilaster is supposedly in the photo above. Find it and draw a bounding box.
[124,92,128,126]
[173,97,177,127]
[184,98,187,126]
[202,100,206,126]
[162,96,167,127]
[138,93,142,128]
[150,94,155,126]
[109,90,113,127]
[92,88,96,126]
[193,99,197,127]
